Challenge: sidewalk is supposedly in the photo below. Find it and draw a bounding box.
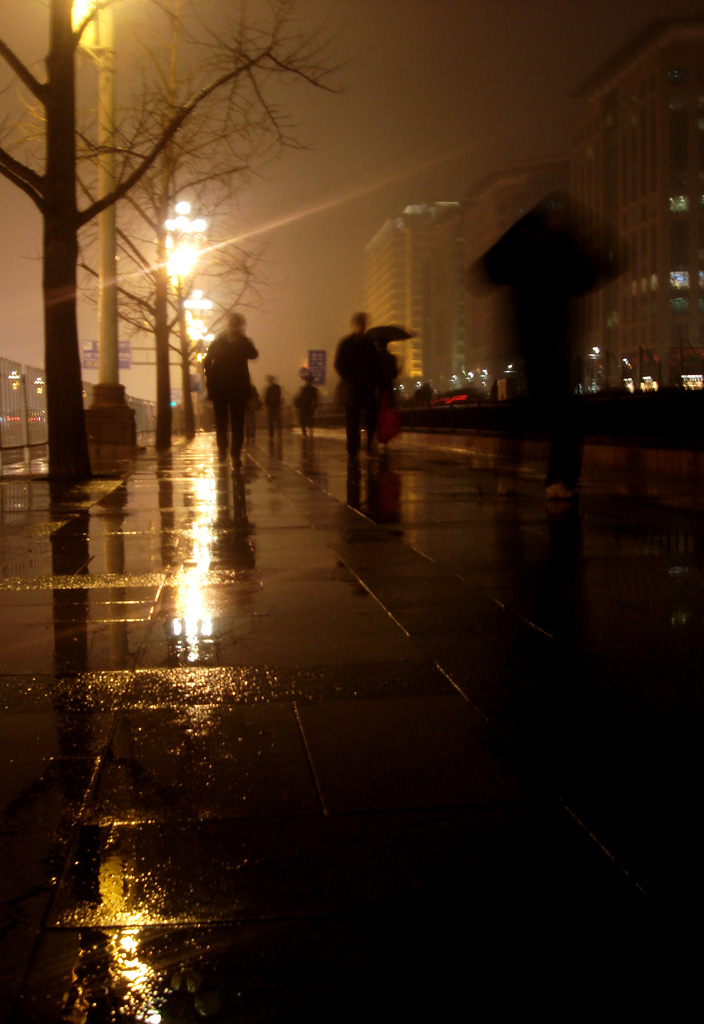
[1,429,699,1020]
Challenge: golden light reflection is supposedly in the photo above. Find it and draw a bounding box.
[106,929,162,1022]
[168,477,218,663]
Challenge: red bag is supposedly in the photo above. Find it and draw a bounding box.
[377,392,401,443]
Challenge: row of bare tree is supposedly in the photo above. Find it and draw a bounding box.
[0,0,336,478]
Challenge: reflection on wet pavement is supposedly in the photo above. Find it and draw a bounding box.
[2,429,703,1018]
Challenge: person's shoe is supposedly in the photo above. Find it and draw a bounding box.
[232,453,243,471]
[546,481,577,501]
[218,448,227,462]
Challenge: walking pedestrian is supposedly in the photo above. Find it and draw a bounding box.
[374,337,400,452]
[203,312,258,470]
[479,193,619,501]
[334,312,380,458]
[294,374,319,436]
[264,376,282,439]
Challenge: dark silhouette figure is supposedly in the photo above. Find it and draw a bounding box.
[376,339,399,403]
[480,192,618,500]
[264,375,283,440]
[294,375,319,436]
[375,338,400,450]
[334,312,381,458]
[203,313,258,469]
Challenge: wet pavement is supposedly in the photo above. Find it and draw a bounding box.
[1,427,703,1020]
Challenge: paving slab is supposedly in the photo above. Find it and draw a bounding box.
[2,429,701,1019]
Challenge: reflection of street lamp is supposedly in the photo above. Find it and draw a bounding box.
[74,1,134,443]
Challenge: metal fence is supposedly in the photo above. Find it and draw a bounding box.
[0,356,156,472]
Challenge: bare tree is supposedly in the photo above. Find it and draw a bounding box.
[0,0,336,477]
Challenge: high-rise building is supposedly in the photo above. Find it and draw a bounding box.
[571,17,704,391]
[363,203,464,387]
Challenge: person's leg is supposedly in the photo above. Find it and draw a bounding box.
[546,395,583,493]
[213,400,228,459]
[365,394,378,451]
[230,398,246,466]
[345,400,361,457]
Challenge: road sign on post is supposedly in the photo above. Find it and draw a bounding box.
[82,340,99,370]
[307,350,326,386]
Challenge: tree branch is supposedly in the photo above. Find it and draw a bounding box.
[0,37,47,103]
[0,143,46,211]
[77,31,335,228]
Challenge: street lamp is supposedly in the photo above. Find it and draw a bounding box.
[74,1,135,445]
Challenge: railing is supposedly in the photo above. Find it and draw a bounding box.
[0,356,156,474]
[315,389,704,450]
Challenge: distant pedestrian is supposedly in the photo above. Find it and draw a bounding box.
[294,375,319,436]
[264,375,282,439]
[375,337,401,450]
[376,338,399,401]
[334,312,380,458]
[203,312,258,469]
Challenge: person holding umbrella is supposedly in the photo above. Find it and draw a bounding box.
[478,192,619,501]
[334,312,381,458]
[366,325,410,450]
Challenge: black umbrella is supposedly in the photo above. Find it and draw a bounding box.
[365,324,413,343]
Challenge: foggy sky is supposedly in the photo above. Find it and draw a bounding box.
[2,0,703,401]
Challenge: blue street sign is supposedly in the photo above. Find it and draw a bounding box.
[307,350,326,386]
[82,339,132,370]
[82,339,98,370]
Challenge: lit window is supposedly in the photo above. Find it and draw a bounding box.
[670,271,690,289]
[651,274,658,290]
[669,195,690,212]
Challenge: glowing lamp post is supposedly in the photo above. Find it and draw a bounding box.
[73,0,135,445]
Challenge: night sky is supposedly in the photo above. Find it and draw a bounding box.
[1,0,703,401]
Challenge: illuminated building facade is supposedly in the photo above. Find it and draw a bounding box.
[571,17,704,391]
[363,202,464,387]
[463,158,569,389]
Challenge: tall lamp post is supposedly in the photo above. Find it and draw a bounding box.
[73,0,135,447]
[166,202,207,441]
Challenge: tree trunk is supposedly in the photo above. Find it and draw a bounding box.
[177,283,196,441]
[155,261,172,450]
[43,0,91,479]
[43,219,92,479]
